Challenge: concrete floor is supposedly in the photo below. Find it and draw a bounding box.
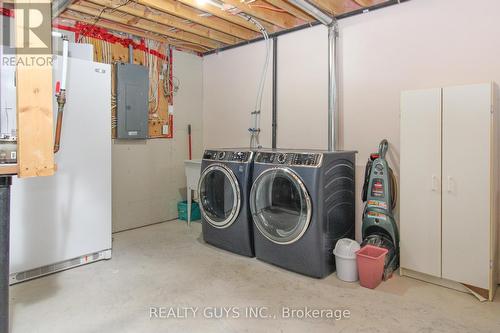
[10,221,500,333]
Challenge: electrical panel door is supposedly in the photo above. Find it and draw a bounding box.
[116,63,149,139]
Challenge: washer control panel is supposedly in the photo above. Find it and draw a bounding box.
[255,152,322,167]
[203,150,252,163]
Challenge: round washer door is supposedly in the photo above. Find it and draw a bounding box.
[250,168,312,244]
[198,164,241,229]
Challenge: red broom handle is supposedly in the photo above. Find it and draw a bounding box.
[188,124,192,160]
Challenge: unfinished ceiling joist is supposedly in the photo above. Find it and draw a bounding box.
[68,3,222,49]
[263,0,315,22]
[57,0,400,54]
[176,0,278,34]
[59,13,208,53]
[308,0,361,15]
[221,0,303,29]
[136,0,258,40]
[352,0,387,7]
[204,0,404,55]
[85,0,242,45]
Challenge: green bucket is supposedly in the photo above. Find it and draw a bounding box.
[177,201,201,222]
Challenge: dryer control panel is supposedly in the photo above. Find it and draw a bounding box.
[255,152,322,167]
[203,150,252,163]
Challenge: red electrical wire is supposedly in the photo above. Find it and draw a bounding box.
[188,125,192,160]
[54,22,176,139]
[0,7,14,17]
[53,23,170,60]
[166,47,174,139]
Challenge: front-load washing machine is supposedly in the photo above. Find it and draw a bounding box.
[198,149,255,257]
[249,149,356,278]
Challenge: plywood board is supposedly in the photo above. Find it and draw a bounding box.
[0,164,18,175]
[16,64,55,177]
[13,0,55,177]
[82,37,172,139]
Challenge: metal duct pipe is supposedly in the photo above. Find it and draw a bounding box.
[272,37,278,149]
[287,0,334,25]
[287,0,339,151]
[328,23,340,151]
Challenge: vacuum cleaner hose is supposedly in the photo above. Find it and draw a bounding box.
[389,168,397,210]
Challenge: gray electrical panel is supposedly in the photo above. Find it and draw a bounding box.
[116,63,149,139]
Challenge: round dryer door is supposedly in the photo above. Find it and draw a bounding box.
[250,168,312,244]
[198,164,241,229]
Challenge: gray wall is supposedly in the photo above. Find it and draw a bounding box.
[112,50,203,232]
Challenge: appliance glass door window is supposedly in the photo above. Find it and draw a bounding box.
[251,168,311,244]
[199,165,240,228]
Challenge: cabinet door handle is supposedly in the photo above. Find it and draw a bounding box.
[431,175,438,191]
[447,176,454,193]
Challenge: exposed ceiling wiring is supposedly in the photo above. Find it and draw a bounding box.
[67,8,210,52]
[236,12,271,149]
[240,0,286,13]
[77,0,134,42]
[248,4,286,13]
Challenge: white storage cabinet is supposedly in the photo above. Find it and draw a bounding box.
[400,83,498,301]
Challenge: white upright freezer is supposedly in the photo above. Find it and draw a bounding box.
[9,56,112,283]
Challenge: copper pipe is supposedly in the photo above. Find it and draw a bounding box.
[53,35,69,154]
[53,90,66,154]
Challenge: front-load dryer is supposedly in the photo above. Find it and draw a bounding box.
[198,149,255,257]
[250,149,356,278]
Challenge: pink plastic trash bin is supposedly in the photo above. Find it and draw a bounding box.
[356,245,388,289]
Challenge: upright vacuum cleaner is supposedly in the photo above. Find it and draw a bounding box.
[361,139,399,280]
